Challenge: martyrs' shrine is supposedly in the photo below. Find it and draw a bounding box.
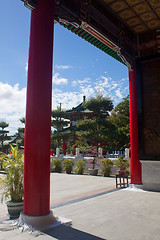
[20,0,160,227]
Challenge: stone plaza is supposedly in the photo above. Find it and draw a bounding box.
[0,173,160,240]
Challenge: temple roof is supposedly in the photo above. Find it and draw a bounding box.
[66,102,92,115]
[59,126,76,135]
[22,0,160,69]
[0,136,20,146]
[54,0,160,69]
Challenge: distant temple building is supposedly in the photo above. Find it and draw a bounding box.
[61,96,91,134]
[60,96,107,155]
[60,96,91,154]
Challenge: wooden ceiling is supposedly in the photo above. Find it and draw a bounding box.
[102,0,160,33]
[53,0,160,67]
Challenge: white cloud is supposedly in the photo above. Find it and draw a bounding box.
[115,88,123,99]
[51,73,128,111]
[0,82,26,135]
[25,62,28,73]
[52,73,68,85]
[72,80,77,87]
[94,85,105,93]
[52,89,84,110]
[100,76,112,88]
[80,85,95,96]
[52,84,95,111]
[72,77,91,86]
[79,77,91,84]
[110,83,118,89]
[55,65,72,70]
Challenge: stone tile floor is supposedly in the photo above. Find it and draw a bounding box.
[0,173,160,240]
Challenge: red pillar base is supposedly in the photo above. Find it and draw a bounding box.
[19,211,56,231]
[19,211,72,231]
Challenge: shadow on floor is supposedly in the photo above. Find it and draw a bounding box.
[51,188,120,209]
[44,224,106,240]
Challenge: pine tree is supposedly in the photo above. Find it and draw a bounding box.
[76,94,115,150]
[51,106,69,148]
[0,122,10,152]
[17,117,25,147]
[109,95,130,149]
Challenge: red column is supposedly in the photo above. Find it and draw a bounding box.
[129,65,142,184]
[63,141,66,155]
[24,0,54,216]
[70,119,72,127]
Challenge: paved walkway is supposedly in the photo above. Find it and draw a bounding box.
[0,173,160,240]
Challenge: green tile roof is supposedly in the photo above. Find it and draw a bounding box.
[66,102,92,114]
[57,19,132,70]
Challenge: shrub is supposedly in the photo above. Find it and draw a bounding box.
[52,158,62,173]
[0,152,7,170]
[101,158,113,177]
[63,159,74,174]
[75,159,85,175]
[114,156,130,170]
[0,145,24,202]
[87,147,98,169]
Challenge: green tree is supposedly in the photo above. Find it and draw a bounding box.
[0,122,10,152]
[17,117,25,147]
[76,117,117,151]
[84,93,113,117]
[109,95,130,149]
[76,94,115,150]
[66,139,75,153]
[74,137,90,155]
[51,107,69,148]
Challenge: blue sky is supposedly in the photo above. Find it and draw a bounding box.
[0,1,128,134]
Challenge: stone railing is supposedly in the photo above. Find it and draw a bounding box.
[50,148,130,175]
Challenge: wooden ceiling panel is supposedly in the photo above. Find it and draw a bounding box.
[148,0,160,9]
[109,1,127,12]
[133,25,147,32]
[118,9,135,20]
[146,19,160,28]
[126,17,141,27]
[125,0,140,6]
[101,0,160,33]
[140,12,155,22]
[155,8,160,17]
[133,3,149,14]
